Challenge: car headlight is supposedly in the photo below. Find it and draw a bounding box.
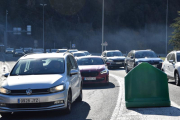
[0,87,11,94]
[100,68,108,74]
[50,84,65,93]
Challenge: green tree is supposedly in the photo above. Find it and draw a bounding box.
[169,11,180,50]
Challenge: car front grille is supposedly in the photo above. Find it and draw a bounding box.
[81,71,99,77]
[6,102,55,108]
[10,89,50,95]
[113,60,124,62]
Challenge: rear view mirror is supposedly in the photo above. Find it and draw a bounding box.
[169,60,174,63]
[3,73,9,78]
[70,69,78,76]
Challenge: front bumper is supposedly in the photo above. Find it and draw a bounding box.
[0,90,67,112]
[107,62,124,67]
[82,74,109,84]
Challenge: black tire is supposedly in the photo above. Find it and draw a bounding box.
[77,85,82,102]
[1,112,11,117]
[64,91,72,114]
[175,72,180,86]
[125,64,129,73]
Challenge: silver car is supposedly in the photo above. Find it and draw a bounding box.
[1,53,82,115]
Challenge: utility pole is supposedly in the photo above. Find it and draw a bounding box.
[4,10,8,49]
[40,3,47,50]
[166,0,168,54]
[102,0,104,53]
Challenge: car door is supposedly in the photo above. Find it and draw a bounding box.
[66,56,76,101]
[69,55,80,99]
[126,51,132,69]
[168,53,176,78]
[129,52,135,70]
[163,53,172,76]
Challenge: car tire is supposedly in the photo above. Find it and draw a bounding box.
[125,64,129,73]
[175,72,180,86]
[1,112,11,117]
[77,85,83,102]
[64,91,72,114]
[104,82,109,86]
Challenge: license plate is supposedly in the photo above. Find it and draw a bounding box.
[84,77,96,80]
[18,98,40,103]
[116,62,122,64]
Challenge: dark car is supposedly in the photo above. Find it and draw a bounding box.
[124,50,163,73]
[13,49,25,57]
[101,50,125,69]
[5,48,14,54]
[24,48,32,54]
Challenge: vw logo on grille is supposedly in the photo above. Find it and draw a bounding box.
[26,88,32,95]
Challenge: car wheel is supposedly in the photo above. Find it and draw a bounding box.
[175,72,180,86]
[77,85,83,102]
[1,112,11,117]
[125,64,129,73]
[64,91,72,114]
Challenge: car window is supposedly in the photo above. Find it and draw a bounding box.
[77,58,104,65]
[167,53,172,61]
[177,53,180,62]
[107,52,123,57]
[135,51,157,58]
[10,58,65,76]
[170,53,175,62]
[67,56,73,75]
[73,53,86,57]
[69,56,78,69]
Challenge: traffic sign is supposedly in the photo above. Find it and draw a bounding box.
[101,41,108,46]
[72,44,76,48]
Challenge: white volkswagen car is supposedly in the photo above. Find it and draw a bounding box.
[1,53,82,115]
[162,51,180,86]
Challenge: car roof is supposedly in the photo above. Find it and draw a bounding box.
[20,53,70,59]
[134,50,154,52]
[76,56,102,59]
[72,51,85,54]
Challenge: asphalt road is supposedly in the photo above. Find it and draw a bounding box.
[1,53,180,119]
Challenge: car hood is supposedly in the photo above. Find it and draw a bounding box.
[79,65,106,71]
[2,74,65,90]
[136,58,162,62]
[107,56,125,60]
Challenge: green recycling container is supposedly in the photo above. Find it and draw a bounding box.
[125,62,171,108]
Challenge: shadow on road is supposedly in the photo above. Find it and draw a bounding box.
[108,67,124,71]
[83,82,115,90]
[128,106,180,116]
[0,101,91,120]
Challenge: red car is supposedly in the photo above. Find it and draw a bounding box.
[77,56,109,85]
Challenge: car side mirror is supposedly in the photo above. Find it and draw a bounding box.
[3,73,9,78]
[169,60,174,63]
[130,56,134,59]
[70,69,78,76]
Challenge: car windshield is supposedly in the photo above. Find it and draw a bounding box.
[10,58,64,76]
[7,48,13,50]
[59,50,67,53]
[77,58,104,65]
[135,51,157,58]
[15,49,23,52]
[177,53,180,62]
[73,53,86,57]
[84,52,90,55]
[69,50,78,53]
[51,49,57,52]
[107,52,123,57]
[33,49,42,52]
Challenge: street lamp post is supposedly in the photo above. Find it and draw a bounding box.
[40,3,47,50]
[166,0,168,54]
[102,0,104,53]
